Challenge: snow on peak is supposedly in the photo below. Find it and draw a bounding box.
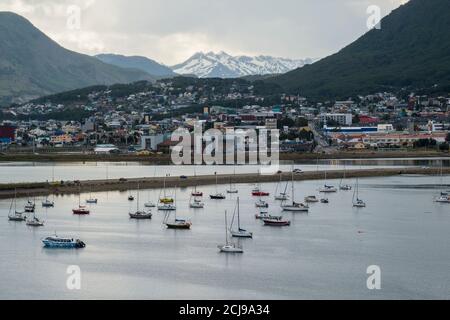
[171,51,311,78]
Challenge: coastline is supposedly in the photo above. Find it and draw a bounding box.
[0,150,448,163]
[1,166,449,200]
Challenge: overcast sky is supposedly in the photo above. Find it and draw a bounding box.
[0,0,408,65]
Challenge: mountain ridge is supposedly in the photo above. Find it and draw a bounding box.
[96,53,176,78]
[269,0,450,98]
[171,51,312,78]
[0,11,153,106]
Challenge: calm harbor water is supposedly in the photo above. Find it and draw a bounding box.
[1,174,449,299]
[0,157,449,184]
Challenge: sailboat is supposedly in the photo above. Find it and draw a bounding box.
[158,187,177,211]
[42,195,55,207]
[160,174,175,203]
[281,170,309,212]
[435,161,450,203]
[85,186,98,204]
[230,198,253,238]
[144,190,156,207]
[263,215,291,226]
[339,164,352,191]
[255,207,270,219]
[8,190,27,221]
[42,166,56,207]
[129,183,152,219]
[191,168,203,197]
[274,174,289,201]
[26,209,45,227]
[210,172,226,199]
[218,211,244,253]
[72,187,90,215]
[352,177,366,208]
[227,168,238,194]
[24,198,36,213]
[164,210,192,229]
[190,195,205,208]
[304,195,319,203]
[319,170,337,193]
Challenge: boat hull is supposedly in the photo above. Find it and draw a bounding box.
[129,213,152,219]
[72,209,90,215]
[166,223,192,229]
[8,216,26,222]
[210,195,226,200]
[263,220,291,226]
[218,245,243,253]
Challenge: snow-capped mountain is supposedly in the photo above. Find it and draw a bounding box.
[171,51,312,78]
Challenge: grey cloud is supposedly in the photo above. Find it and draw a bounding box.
[0,0,407,65]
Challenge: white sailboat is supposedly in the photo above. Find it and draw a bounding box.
[339,164,352,191]
[352,177,366,208]
[190,195,205,208]
[158,187,177,211]
[230,198,253,238]
[129,183,152,219]
[8,190,27,222]
[26,209,45,227]
[281,170,309,212]
[319,170,337,193]
[435,161,450,203]
[227,169,238,194]
[274,174,289,201]
[218,211,244,253]
[86,188,98,204]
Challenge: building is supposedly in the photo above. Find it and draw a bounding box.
[319,113,353,126]
[0,125,16,144]
[362,133,447,147]
[140,134,165,151]
[265,118,278,130]
[323,124,393,134]
[94,144,120,154]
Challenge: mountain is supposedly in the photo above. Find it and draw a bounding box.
[270,0,450,98]
[96,54,176,78]
[171,51,312,78]
[0,12,153,106]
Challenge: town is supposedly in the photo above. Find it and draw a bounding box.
[0,78,449,157]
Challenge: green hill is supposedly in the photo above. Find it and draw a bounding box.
[270,0,450,98]
[0,12,154,106]
[96,54,176,78]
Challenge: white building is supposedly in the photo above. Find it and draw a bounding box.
[319,113,353,126]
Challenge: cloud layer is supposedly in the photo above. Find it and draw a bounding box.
[0,0,408,65]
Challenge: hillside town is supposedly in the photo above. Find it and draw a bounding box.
[1,79,450,156]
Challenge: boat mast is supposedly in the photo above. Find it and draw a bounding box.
[237,197,241,230]
[291,168,295,203]
[137,183,140,211]
[225,211,229,245]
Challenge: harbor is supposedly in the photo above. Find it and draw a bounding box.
[1,166,450,200]
[1,173,450,299]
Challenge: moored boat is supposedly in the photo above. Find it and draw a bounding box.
[263,216,291,226]
[165,218,192,229]
[42,236,86,249]
[305,195,319,203]
[230,198,253,238]
[42,198,55,207]
[218,210,243,253]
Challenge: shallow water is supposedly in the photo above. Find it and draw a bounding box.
[1,174,449,299]
[0,157,448,184]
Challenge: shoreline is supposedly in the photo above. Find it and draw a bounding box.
[1,167,449,200]
[0,150,448,163]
